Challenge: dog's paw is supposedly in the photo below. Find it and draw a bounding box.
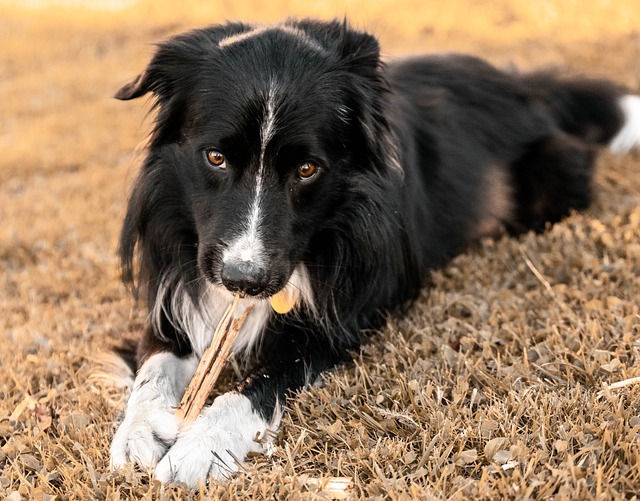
[154,424,246,487]
[110,404,180,470]
[109,351,198,471]
[154,392,274,489]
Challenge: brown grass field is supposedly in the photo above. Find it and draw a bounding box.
[1,0,640,499]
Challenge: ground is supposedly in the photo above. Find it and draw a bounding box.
[1,0,640,499]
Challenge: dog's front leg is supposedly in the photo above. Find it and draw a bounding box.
[153,391,274,487]
[110,350,198,470]
[154,325,349,489]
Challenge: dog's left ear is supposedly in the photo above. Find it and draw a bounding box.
[337,25,403,177]
[338,25,381,79]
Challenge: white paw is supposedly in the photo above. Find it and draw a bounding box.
[154,425,245,486]
[110,405,180,469]
[154,392,276,489]
[109,352,197,470]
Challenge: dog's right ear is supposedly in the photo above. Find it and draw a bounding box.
[115,24,250,101]
[114,32,214,101]
[114,42,185,101]
[115,72,148,100]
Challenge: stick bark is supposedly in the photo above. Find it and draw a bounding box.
[176,294,252,423]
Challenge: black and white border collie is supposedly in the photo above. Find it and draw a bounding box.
[109,19,640,488]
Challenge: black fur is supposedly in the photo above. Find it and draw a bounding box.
[116,19,626,444]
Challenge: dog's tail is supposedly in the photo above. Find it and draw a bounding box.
[609,94,640,154]
[87,341,137,409]
[523,73,640,154]
[508,75,639,232]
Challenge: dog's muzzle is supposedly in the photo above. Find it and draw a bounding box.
[220,260,270,296]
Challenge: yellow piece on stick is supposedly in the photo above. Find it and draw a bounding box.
[270,289,299,314]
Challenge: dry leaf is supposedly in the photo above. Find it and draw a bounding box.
[34,403,55,432]
[455,449,478,466]
[484,437,508,461]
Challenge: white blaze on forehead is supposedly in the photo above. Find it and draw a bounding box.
[223,84,279,266]
[218,24,326,53]
[260,85,278,152]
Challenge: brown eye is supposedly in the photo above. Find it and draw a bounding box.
[205,149,226,168]
[297,161,318,180]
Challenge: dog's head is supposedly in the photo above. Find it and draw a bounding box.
[118,20,400,305]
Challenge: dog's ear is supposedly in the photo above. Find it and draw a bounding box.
[116,23,252,101]
[296,19,381,73]
[335,24,403,177]
[115,72,148,100]
[338,25,381,78]
[114,40,193,101]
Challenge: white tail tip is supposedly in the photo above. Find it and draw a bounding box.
[609,94,640,154]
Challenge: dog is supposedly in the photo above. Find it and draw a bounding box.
[109,18,640,488]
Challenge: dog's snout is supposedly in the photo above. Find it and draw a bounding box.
[221,261,270,296]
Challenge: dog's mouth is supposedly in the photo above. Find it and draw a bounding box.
[199,243,312,313]
[200,244,283,295]
[220,281,298,312]
[214,263,311,316]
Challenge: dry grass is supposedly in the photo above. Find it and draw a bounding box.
[1,1,640,499]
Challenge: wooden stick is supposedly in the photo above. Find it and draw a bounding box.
[176,294,253,423]
[608,376,640,391]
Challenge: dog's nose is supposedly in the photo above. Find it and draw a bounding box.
[221,261,270,296]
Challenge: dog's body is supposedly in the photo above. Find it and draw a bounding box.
[110,19,640,487]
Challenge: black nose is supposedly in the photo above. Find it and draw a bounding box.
[221,261,270,296]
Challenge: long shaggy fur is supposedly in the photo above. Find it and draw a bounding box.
[109,19,638,487]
